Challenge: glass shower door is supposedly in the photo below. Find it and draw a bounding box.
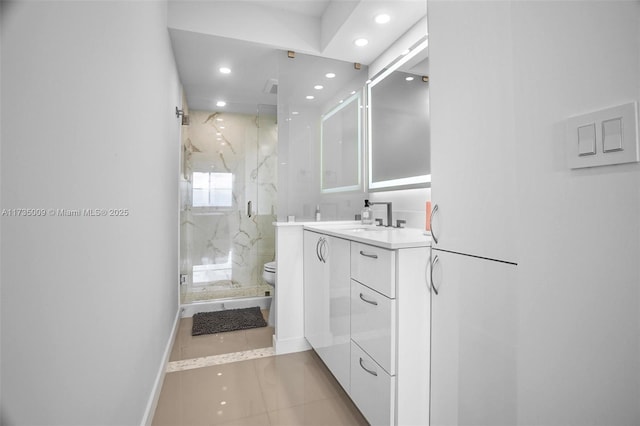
[179,107,277,304]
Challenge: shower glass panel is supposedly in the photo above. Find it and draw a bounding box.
[179,107,277,304]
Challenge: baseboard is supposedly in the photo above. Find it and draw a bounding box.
[274,336,311,355]
[140,308,180,426]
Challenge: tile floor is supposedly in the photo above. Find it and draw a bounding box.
[169,315,275,362]
[153,312,368,426]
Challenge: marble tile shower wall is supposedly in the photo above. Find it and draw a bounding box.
[180,110,277,303]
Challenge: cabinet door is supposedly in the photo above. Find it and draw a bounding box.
[303,231,326,350]
[323,236,351,391]
[428,1,517,264]
[303,231,351,391]
[430,249,517,426]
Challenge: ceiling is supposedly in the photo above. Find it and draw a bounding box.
[168,0,427,114]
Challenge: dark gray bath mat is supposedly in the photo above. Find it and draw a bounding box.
[191,306,267,336]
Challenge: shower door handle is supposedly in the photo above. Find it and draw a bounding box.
[247,201,252,218]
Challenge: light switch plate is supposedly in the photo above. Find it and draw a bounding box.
[566,101,639,169]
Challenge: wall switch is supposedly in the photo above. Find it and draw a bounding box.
[602,117,623,152]
[577,123,596,156]
[566,101,639,169]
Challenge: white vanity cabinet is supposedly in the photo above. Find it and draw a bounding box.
[303,230,351,392]
[303,225,431,426]
[350,242,430,426]
[350,243,398,425]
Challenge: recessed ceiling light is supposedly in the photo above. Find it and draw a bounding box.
[401,49,411,56]
[219,67,231,74]
[350,90,356,95]
[306,95,315,100]
[216,101,226,107]
[292,111,299,115]
[375,14,390,24]
[354,38,369,47]
[405,76,415,81]
[314,85,324,90]
[216,118,223,122]
[325,72,336,79]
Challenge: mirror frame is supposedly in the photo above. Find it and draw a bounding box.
[320,90,363,194]
[367,38,431,191]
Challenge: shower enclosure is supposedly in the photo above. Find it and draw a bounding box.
[179,105,277,306]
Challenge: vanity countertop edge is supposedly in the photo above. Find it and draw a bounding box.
[302,223,431,250]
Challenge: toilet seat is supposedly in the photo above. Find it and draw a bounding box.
[262,261,276,327]
[263,262,276,287]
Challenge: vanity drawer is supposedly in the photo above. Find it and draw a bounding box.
[350,341,395,426]
[350,242,396,298]
[350,280,396,375]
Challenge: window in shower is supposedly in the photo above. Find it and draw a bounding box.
[192,172,233,208]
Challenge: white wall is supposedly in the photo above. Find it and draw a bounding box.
[368,16,428,79]
[1,1,181,425]
[512,2,640,424]
[368,188,430,229]
[0,3,3,423]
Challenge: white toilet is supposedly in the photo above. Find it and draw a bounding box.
[262,261,276,326]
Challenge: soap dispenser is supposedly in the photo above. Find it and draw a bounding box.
[361,200,373,225]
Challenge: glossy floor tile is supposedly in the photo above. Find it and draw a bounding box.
[254,351,342,412]
[154,310,367,426]
[153,352,368,426]
[170,312,274,361]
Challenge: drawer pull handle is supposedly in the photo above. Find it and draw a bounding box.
[359,293,378,306]
[359,250,378,259]
[359,357,378,377]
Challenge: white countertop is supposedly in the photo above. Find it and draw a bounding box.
[302,223,431,250]
[273,220,361,228]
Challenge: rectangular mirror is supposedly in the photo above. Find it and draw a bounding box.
[321,91,362,193]
[368,38,430,191]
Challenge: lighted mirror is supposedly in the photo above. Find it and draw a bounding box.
[321,92,362,193]
[368,38,430,191]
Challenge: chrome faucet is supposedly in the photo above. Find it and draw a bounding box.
[370,202,393,227]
